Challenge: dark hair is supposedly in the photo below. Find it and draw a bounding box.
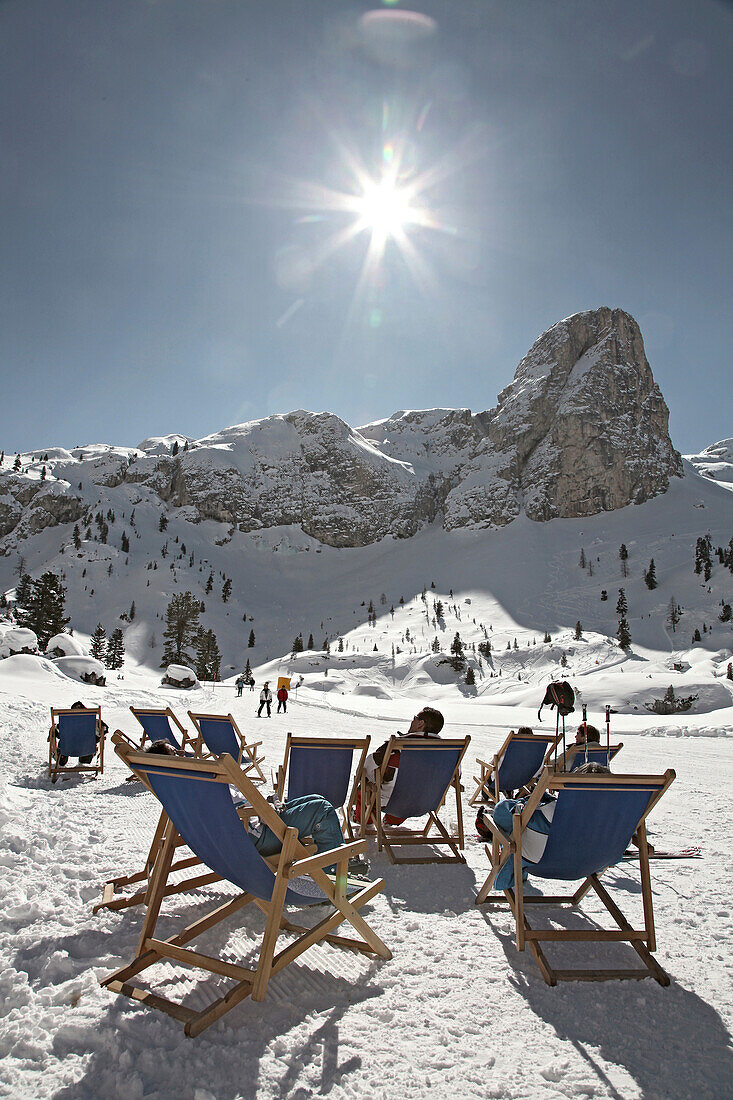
[517,725,533,736]
[575,761,611,775]
[145,739,177,756]
[418,707,444,734]
[576,723,601,744]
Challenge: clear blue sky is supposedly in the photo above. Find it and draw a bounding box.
[2,0,731,455]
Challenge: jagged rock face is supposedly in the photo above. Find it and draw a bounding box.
[0,309,684,548]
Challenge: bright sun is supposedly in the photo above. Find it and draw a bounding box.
[355,176,415,243]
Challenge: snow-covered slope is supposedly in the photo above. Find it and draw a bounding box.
[685,438,733,490]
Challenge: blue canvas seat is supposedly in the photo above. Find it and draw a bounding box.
[476,769,676,985]
[275,734,371,839]
[48,707,104,781]
[130,706,194,752]
[363,737,471,864]
[101,735,391,1036]
[469,730,558,806]
[188,710,266,781]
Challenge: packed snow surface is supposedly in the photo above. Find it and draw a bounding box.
[0,656,731,1100]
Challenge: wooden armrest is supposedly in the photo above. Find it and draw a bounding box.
[286,840,366,879]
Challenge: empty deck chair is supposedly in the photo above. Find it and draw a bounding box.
[475,769,676,985]
[48,707,104,781]
[469,730,558,806]
[188,711,266,781]
[101,734,391,1036]
[275,734,371,840]
[362,737,470,864]
[130,706,195,753]
[557,742,624,772]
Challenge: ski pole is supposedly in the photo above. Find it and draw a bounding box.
[605,704,611,761]
[582,703,588,764]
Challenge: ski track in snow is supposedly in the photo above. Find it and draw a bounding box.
[0,680,732,1100]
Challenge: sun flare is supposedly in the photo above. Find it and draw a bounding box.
[354,176,415,242]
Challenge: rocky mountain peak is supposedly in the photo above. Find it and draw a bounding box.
[0,308,684,549]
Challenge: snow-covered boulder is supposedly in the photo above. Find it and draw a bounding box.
[45,633,85,659]
[53,655,107,686]
[162,664,199,689]
[0,627,39,658]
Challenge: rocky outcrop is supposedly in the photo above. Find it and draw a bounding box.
[0,308,684,547]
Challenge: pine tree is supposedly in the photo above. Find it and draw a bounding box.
[171,440,179,456]
[600,589,608,601]
[244,658,252,679]
[121,531,130,553]
[616,588,628,617]
[617,616,632,649]
[205,572,214,594]
[222,578,232,603]
[15,573,32,608]
[338,637,344,652]
[543,631,551,643]
[105,628,125,669]
[560,651,568,667]
[128,600,136,622]
[449,632,465,671]
[465,666,475,686]
[194,627,221,681]
[248,629,255,648]
[159,514,168,532]
[90,623,107,660]
[574,621,583,640]
[719,602,732,623]
[644,558,657,590]
[16,572,70,647]
[619,543,629,577]
[73,524,81,549]
[666,597,681,633]
[13,454,21,471]
[307,633,314,650]
[431,636,440,653]
[161,591,201,666]
[579,548,586,568]
[727,662,732,681]
[40,465,46,481]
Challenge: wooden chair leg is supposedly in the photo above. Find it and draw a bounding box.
[251,827,299,1002]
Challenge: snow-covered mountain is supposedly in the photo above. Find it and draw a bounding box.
[0,307,729,683]
[0,308,681,551]
[685,438,733,490]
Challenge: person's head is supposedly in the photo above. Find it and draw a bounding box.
[408,706,444,735]
[145,739,179,756]
[576,723,601,744]
[574,761,611,775]
[264,681,270,687]
[517,725,533,736]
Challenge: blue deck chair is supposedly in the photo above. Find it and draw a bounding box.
[130,706,195,753]
[469,730,559,806]
[48,707,104,781]
[559,742,624,772]
[188,710,266,781]
[101,734,391,1036]
[363,737,471,864]
[476,769,676,985]
[275,734,371,839]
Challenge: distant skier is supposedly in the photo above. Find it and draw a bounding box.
[257,681,273,718]
[276,684,288,713]
[235,674,245,698]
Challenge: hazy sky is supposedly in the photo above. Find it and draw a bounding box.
[2,0,731,455]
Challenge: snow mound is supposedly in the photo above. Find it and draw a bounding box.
[52,655,107,685]
[352,683,392,699]
[162,664,199,688]
[0,653,68,681]
[0,628,39,658]
[45,633,85,658]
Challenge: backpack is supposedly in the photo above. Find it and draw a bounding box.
[475,805,493,840]
[538,680,575,721]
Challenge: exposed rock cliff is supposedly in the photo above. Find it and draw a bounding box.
[0,308,684,549]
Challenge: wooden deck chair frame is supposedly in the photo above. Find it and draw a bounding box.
[362,737,470,864]
[469,730,560,806]
[188,710,266,782]
[48,707,105,782]
[101,734,392,1036]
[275,734,371,840]
[130,706,196,753]
[94,731,219,915]
[475,768,676,985]
[553,741,624,773]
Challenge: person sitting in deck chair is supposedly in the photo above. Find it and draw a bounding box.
[478,761,611,889]
[356,706,445,826]
[56,700,108,766]
[145,740,369,877]
[554,722,601,771]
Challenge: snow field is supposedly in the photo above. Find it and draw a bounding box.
[0,668,732,1100]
